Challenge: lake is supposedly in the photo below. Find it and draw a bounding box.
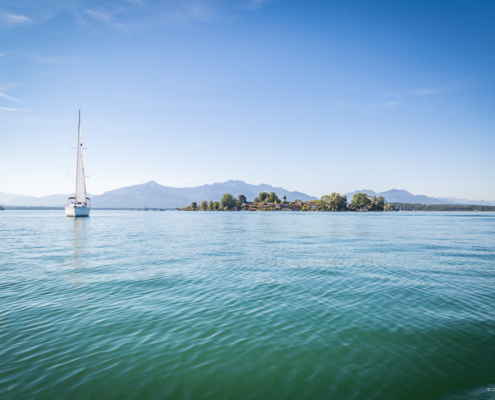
[1,211,495,399]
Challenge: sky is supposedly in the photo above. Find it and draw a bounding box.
[1,0,494,200]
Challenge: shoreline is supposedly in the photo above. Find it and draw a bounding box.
[1,208,494,212]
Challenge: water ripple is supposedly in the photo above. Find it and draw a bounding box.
[1,211,495,399]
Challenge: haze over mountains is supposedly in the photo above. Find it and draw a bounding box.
[0,181,316,208]
[344,189,495,206]
[1,181,494,208]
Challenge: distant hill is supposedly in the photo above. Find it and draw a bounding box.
[2,184,493,208]
[91,180,317,208]
[0,192,78,207]
[0,181,317,208]
[345,189,495,206]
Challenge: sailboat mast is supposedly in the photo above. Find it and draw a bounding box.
[75,110,86,204]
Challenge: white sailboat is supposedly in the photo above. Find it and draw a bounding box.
[65,111,91,217]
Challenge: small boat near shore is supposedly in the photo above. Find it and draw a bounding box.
[65,111,91,217]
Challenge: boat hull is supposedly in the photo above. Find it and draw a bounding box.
[65,205,90,217]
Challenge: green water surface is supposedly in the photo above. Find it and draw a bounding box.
[1,211,494,399]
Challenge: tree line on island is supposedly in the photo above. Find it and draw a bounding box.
[385,203,495,211]
[3,197,493,212]
[180,192,388,211]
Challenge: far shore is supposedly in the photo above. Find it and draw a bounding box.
[1,208,494,212]
[2,207,494,213]
[1,191,494,212]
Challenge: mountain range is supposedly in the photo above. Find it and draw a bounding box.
[0,180,316,208]
[1,181,494,208]
[344,189,495,206]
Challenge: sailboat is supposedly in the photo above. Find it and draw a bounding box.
[65,111,91,217]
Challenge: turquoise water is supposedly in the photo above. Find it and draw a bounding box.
[1,211,495,400]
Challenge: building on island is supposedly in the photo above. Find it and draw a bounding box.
[306,201,318,210]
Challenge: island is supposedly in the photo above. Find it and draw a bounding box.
[179,192,383,211]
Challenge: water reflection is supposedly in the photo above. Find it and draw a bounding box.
[68,218,91,320]
[72,217,88,249]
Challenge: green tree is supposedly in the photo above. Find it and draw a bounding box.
[385,203,395,211]
[213,202,220,210]
[320,195,331,203]
[352,193,371,209]
[317,200,326,210]
[191,202,197,209]
[237,194,247,204]
[200,201,208,211]
[220,193,237,209]
[370,196,378,211]
[253,197,259,205]
[267,192,279,203]
[327,192,348,211]
[373,196,385,211]
[302,204,308,211]
[208,201,214,211]
[294,199,302,204]
[259,192,269,202]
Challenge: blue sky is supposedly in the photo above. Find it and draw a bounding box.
[1,0,494,200]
